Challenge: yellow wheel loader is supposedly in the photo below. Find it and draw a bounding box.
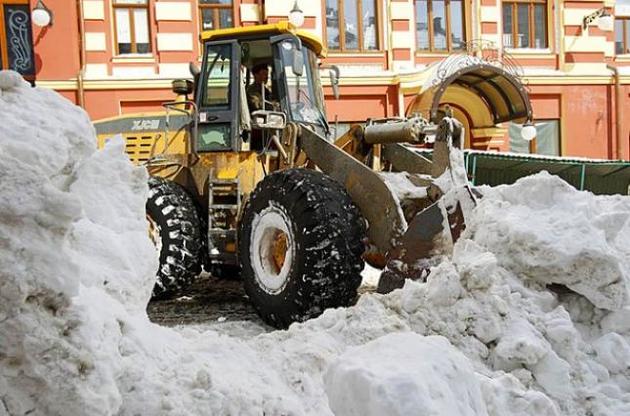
[95,22,476,328]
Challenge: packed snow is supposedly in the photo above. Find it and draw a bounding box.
[2,70,630,416]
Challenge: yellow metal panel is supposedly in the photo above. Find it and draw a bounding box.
[191,152,265,196]
[200,22,327,57]
[97,131,185,165]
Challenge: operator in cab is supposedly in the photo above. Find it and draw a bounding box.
[246,63,278,112]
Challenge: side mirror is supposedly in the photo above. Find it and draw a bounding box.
[319,65,341,100]
[189,62,201,77]
[251,110,287,130]
[189,61,201,90]
[328,65,340,100]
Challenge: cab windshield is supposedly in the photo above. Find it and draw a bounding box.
[278,41,328,132]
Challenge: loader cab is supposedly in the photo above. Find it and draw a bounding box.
[193,24,330,153]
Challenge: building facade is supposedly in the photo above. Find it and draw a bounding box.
[3,0,630,158]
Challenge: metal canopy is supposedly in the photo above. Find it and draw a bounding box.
[418,58,533,125]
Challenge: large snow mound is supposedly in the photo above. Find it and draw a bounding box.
[2,70,630,416]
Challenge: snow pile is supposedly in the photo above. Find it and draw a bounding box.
[472,175,629,310]
[325,333,487,416]
[0,73,306,415]
[3,71,630,416]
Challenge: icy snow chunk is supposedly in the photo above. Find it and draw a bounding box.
[470,172,629,310]
[542,306,580,362]
[479,373,560,416]
[492,317,549,370]
[324,333,488,416]
[453,239,499,291]
[593,333,630,374]
[601,307,630,335]
[0,70,23,90]
[530,350,572,400]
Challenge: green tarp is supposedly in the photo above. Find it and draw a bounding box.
[416,149,630,196]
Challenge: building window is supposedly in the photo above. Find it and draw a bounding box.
[502,0,547,49]
[199,0,233,32]
[509,120,560,156]
[415,0,466,52]
[616,0,630,54]
[325,0,379,51]
[113,0,151,54]
[616,18,630,54]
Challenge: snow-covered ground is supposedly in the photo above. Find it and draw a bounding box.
[2,70,630,416]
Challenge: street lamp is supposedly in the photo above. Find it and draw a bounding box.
[582,8,613,32]
[521,121,537,141]
[32,0,53,27]
[289,0,305,28]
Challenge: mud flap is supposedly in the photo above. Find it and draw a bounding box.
[377,185,474,294]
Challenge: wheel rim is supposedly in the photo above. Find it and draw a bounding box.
[250,203,295,294]
[146,214,163,253]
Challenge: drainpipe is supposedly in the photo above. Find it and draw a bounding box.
[557,0,564,70]
[607,64,622,160]
[475,0,481,57]
[386,0,393,71]
[76,0,86,108]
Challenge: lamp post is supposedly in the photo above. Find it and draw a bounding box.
[582,8,613,32]
[521,121,537,142]
[289,0,305,28]
[32,0,53,27]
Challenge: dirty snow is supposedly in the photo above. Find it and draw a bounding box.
[3,70,630,416]
[379,172,429,200]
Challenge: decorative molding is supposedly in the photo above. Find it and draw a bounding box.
[563,8,599,26]
[158,63,191,77]
[84,64,108,78]
[35,80,79,90]
[155,2,191,21]
[564,35,610,52]
[390,2,414,20]
[480,5,499,22]
[156,33,193,51]
[85,32,107,51]
[83,0,104,20]
[240,4,260,22]
[391,31,414,49]
[112,66,156,77]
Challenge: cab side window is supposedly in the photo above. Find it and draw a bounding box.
[198,43,234,151]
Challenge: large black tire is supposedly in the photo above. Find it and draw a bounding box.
[146,177,203,298]
[239,169,366,328]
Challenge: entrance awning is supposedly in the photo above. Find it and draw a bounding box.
[409,56,533,125]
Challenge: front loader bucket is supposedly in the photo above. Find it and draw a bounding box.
[377,184,475,294]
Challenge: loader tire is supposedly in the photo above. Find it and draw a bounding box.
[146,177,203,299]
[239,168,366,328]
